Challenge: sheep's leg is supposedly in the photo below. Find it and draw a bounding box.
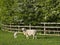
[35,35,37,39]
[26,35,29,39]
[33,34,37,39]
[33,34,35,39]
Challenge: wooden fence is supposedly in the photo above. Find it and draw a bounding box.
[2,22,60,36]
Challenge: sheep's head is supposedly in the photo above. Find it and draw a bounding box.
[21,28,26,31]
[21,28,26,35]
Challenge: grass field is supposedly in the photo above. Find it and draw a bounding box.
[0,30,60,45]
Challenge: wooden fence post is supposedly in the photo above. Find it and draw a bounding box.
[44,23,46,35]
[29,24,31,29]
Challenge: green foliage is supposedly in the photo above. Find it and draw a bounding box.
[0,0,60,25]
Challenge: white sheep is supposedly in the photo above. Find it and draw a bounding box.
[14,32,18,38]
[22,28,37,39]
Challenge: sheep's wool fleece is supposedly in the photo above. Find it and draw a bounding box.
[26,30,36,36]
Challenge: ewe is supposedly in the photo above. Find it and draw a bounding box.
[22,28,37,39]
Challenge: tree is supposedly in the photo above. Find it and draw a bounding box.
[0,0,60,25]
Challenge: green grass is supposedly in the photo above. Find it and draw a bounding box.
[0,30,60,45]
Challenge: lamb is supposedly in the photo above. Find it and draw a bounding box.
[14,32,18,38]
[22,28,37,39]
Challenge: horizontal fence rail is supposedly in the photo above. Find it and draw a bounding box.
[3,25,60,28]
[2,22,60,36]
